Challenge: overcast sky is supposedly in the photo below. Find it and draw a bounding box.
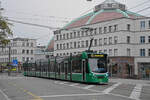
[0,0,150,46]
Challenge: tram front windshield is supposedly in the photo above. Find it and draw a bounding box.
[89,58,107,73]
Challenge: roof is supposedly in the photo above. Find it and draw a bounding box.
[63,9,144,29]
[63,0,145,29]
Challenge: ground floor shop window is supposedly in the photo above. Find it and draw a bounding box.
[139,63,150,80]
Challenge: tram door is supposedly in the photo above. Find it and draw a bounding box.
[82,59,86,81]
[64,61,68,80]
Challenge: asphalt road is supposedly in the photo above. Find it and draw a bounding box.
[0,73,150,100]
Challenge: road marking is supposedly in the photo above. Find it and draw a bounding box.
[27,91,43,100]
[54,81,59,84]
[83,85,94,89]
[0,89,11,100]
[69,83,79,86]
[129,84,142,100]
[9,82,43,100]
[103,82,121,94]
[59,82,68,84]
[39,93,104,98]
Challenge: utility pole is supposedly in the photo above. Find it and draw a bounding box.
[8,46,11,76]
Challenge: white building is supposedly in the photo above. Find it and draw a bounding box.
[0,37,36,64]
[34,38,54,61]
[54,0,150,79]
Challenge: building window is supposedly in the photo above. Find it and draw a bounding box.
[85,31,88,36]
[104,27,107,33]
[140,36,145,43]
[78,41,80,48]
[60,35,62,40]
[81,41,84,47]
[67,43,69,49]
[114,25,118,31]
[109,49,112,56]
[99,27,102,34]
[74,32,76,38]
[109,37,112,44]
[22,42,25,47]
[78,31,80,37]
[26,50,29,54]
[57,35,59,40]
[60,44,62,49]
[63,34,65,39]
[148,36,150,43]
[99,39,102,46]
[26,43,29,47]
[31,43,33,47]
[26,57,29,61]
[127,48,131,56]
[114,36,118,44]
[94,28,97,34]
[70,33,72,38]
[140,49,145,56]
[140,21,145,29]
[81,31,84,37]
[148,49,150,56]
[70,42,72,48]
[67,33,69,39]
[57,44,59,50]
[109,26,112,32]
[74,42,76,48]
[31,58,33,60]
[104,38,107,45]
[94,39,97,46]
[127,24,131,31]
[22,49,25,54]
[127,36,130,43]
[114,49,118,56]
[86,40,88,47]
[31,50,33,54]
[63,43,65,49]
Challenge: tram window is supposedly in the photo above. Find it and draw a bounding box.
[61,62,64,73]
[89,58,107,73]
[72,59,82,73]
[50,61,55,72]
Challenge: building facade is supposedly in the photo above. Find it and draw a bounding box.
[0,37,36,64]
[54,0,150,79]
[34,45,54,61]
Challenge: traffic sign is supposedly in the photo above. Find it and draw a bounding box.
[12,60,18,66]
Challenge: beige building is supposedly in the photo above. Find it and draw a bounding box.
[54,0,150,79]
[0,37,36,64]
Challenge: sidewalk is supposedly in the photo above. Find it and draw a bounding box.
[109,78,150,85]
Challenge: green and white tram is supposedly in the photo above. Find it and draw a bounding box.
[23,51,109,84]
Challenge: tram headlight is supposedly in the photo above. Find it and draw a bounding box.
[105,72,109,77]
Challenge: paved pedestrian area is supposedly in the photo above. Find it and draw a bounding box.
[0,74,150,100]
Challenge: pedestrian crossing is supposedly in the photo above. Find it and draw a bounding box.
[53,80,150,100]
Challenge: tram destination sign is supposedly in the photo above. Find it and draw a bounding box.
[88,54,106,58]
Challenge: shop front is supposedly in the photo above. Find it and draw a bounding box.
[138,63,150,80]
[108,57,134,78]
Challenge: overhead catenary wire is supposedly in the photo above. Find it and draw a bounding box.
[6,18,60,30]
[4,9,73,20]
[3,16,69,23]
[128,0,150,10]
